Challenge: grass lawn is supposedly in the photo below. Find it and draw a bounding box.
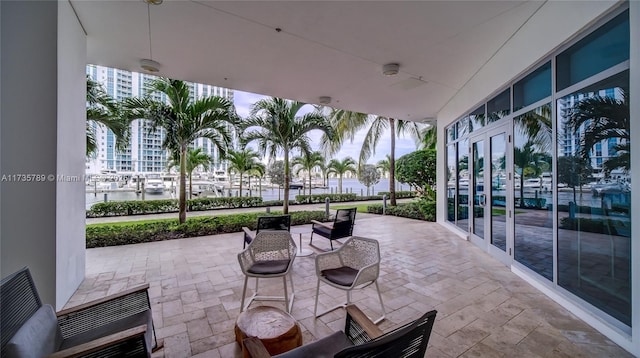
[330,203,372,213]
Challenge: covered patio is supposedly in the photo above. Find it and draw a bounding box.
[68,214,630,357]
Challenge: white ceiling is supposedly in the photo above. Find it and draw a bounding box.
[72,0,546,122]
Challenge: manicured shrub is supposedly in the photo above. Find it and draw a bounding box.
[376,191,416,199]
[87,196,263,217]
[365,200,435,222]
[86,211,328,248]
[294,193,357,203]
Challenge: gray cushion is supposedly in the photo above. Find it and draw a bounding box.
[5,304,62,358]
[248,259,290,274]
[321,266,359,286]
[274,331,353,358]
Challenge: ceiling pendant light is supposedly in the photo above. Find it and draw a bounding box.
[140,59,160,72]
[141,1,161,73]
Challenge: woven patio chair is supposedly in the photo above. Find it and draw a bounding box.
[238,231,297,313]
[314,236,386,324]
[1,267,160,358]
[310,207,356,250]
[243,305,437,358]
[242,214,291,249]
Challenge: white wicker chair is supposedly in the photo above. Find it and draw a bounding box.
[238,231,297,313]
[314,236,385,324]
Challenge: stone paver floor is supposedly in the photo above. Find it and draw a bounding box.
[68,214,632,357]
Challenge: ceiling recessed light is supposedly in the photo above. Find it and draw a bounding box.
[140,59,160,72]
[319,96,332,105]
[382,63,400,76]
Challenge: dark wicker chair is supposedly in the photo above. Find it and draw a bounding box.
[310,208,356,250]
[243,305,437,358]
[1,267,160,358]
[242,214,291,249]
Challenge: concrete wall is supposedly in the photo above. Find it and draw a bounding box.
[56,0,87,309]
[1,1,86,310]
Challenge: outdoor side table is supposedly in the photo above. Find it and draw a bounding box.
[289,228,314,257]
[235,306,302,358]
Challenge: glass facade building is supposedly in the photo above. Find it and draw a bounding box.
[443,7,632,332]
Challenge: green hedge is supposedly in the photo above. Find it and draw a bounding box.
[366,199,435,221]
[294,193,357,203]
[87,196,264,217]
[376,191,416,199]
[86,211,328,248]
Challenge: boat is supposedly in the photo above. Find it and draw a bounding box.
[144,174,164,194]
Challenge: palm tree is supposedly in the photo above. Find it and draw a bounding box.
[566,90,629,173]
[246,163,266,197]
[167,147,213,199]
[420,125,437,150]
[241,98,333,214]
[292,151,324,196]
[123,78,237,223]
[323,109,422,205]
[376,155,391,178]
[226,147,263,196]
[86,76,129,156]
[327,157,357,194]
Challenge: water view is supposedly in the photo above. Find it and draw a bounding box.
[85,178,409,209]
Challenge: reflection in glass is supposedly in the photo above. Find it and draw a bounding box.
[490,134,506,251]
[513,61,551,111]
[472,141,484,239]
[447,125,456,143]
[456,139,469,231]
[557,72,630,326]
[447,144,456,222]
[556,10,629,91]
[469,105,486,133]
[457,117,469,138]
[487,88,511,122]
[513,103,553,280]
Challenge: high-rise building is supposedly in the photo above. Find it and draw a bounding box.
[86,64,235,174]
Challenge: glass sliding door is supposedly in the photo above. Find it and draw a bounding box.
[456,139,469,231]
[470,126,512,265]
[490,133,507,252]
[471,140,485,240]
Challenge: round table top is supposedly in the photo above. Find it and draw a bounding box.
[236,306,298,339]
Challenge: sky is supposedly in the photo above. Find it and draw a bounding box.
[233,90,419,164]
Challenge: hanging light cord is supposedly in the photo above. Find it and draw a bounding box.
[147,4,153,60]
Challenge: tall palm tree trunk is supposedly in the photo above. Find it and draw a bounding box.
[283,149,290,214]
[338,175,343,194]
[189,173,193,200]
[179,144,187,223]
[239,173,244,196]
[389,118,397,206]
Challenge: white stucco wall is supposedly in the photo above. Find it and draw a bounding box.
[0,1,86,310]
[1,0,59,305]
[56,0,87,310]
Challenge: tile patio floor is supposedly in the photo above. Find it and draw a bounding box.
[68,214,632,357]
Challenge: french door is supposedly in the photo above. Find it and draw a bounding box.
[469,125,513,265]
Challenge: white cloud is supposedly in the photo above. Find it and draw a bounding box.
[233,90,418,163]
